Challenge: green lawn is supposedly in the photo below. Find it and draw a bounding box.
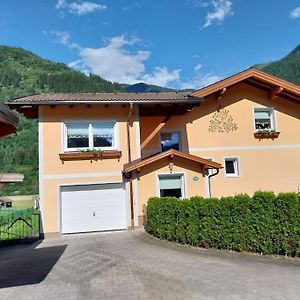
[12,199,34,209]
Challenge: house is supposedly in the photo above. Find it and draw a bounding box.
[0,102,24,188]
[0,101,18,138]
[7,68,300,237]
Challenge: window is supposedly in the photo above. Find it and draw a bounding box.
[158,174,184,198]
[66,124,89,149]
[160,132,180,152]
[254,108,275,131]
[93,123,114,148]
[64,122,116,151]
[224,158,239,177]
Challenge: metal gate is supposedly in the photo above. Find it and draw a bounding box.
[0,208,41,242]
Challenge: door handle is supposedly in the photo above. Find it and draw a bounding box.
[93,212,96,216]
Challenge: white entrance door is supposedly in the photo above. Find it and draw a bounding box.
[61,183,127,234]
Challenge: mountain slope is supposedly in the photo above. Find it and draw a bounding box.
[0,46,124,196]
[256,45,300,85]
[0,45,123,102]
[122,82,175,92]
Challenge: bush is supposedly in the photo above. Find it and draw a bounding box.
[146,192,300,257]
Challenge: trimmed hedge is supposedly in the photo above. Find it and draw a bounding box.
[146,192,300,256]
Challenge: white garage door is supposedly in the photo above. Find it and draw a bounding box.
[61,183,127,234]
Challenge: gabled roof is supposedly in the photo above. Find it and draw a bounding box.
[7,92,202,105]
[0,102,19,138]
[123,149,222,176]
[191,68,300,103]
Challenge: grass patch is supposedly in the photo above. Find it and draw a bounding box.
[0,208,40,241]
[12,199,34,209]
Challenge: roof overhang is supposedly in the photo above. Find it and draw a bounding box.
[123,149,222,178]
[0,102,19,138]
[191,68,300,104]
[7,92,203,118]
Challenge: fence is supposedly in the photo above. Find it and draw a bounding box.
[0,208,40,242]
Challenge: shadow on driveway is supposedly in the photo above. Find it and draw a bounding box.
[0,241,67,288]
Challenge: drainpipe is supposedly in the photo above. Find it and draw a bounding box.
[127,103,135,230]
[207,168,219,198]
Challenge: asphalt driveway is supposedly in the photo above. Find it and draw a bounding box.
[0,230,300,300]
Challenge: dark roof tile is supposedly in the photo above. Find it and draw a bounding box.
[7,92,202,105]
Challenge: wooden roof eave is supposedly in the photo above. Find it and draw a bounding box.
[191,68,300,102]
[0,102,19,127]
[0,123,17,139]
[123,149,222,177]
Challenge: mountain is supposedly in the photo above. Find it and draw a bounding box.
[0,45,124,102]
[255,45,300,85]
[122,82,175,93]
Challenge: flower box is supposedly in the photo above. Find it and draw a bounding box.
[254,131,280,140]
[59,150,122,162]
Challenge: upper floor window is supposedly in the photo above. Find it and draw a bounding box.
[64,122,116,152]
[160,132,180,152]
[254,108,275,131]
[66,124,89,149]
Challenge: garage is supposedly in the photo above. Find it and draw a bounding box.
[61,183,127,234]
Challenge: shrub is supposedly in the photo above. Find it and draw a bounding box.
[146,192,300,257]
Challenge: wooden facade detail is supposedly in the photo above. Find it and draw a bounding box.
[123,149,222,177]
[191,68,300,103]
[270,86,284,101]
[140,116,170,150]
[59,150,122,162]
[254,131,280,140]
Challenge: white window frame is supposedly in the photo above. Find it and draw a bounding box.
[63,120,118,152]
[224,157,240,178]
[156,173,186,199]
[160,130,182,152]
[253,107,276,132]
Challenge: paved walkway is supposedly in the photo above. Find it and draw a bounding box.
[0,230,300,300]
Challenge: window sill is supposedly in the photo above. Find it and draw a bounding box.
[225,175,239,178]
[254,131,280,140]
[59,150,122,162]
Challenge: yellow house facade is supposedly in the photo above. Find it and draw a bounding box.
[8,68,300,237]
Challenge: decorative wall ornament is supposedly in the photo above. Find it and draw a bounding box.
[208,109,238,133]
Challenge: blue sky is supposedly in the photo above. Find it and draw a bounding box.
[0,0,300,88]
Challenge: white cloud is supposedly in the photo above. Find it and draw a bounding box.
[55,33,219,89]
[56,0,107,16]
[75,36,151,84]
[123,1,143,11]
[290,7,300,19]
[188,0,210,8]
[203,0,233,28]
[180,64,221,89]
[62,35,181,86]
[194,63,202,72]
[51,31,81,49]
[141,67,181,87]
